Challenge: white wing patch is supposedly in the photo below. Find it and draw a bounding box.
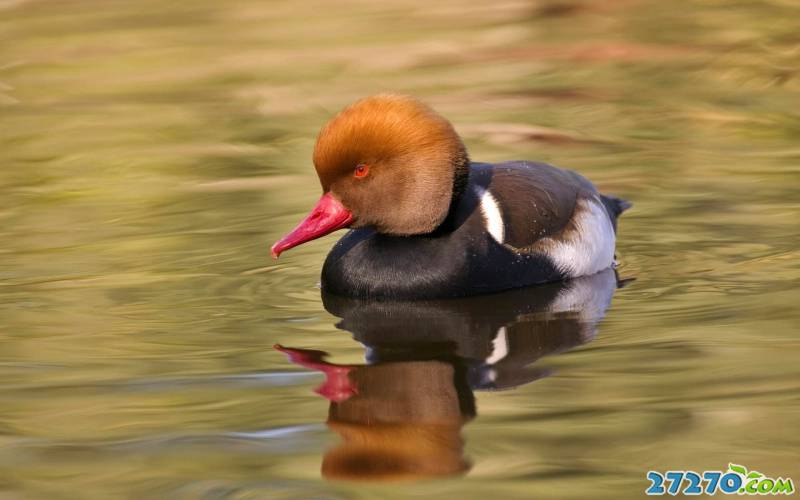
[550,268,616,317]
[485,326,509,364]
[539,196,616,278]
[475,186,505,244]
[548,268,618,342]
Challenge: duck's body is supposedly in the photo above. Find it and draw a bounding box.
[322,161,629,298]
[271,94,630,299]
[274,269,619,479]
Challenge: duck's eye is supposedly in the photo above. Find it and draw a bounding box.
[354,164,369,178]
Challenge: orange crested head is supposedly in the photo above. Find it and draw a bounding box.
[271,94,469,258]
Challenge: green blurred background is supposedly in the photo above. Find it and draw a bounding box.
[1,0,798,498]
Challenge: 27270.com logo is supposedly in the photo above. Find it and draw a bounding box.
[646,464,794,496]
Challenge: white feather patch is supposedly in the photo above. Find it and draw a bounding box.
[549,268,616,318]
[485,326,509,365]
[475,186,505,244]
[548,268,617,342]
[541,196,616,278]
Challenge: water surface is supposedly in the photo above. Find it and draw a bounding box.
[1,0,799,498]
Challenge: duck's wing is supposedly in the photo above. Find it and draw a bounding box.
[469,161,623,278]
[469,161,595,250]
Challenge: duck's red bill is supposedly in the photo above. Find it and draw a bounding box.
[273,344,357,402]
[271,192,353,258]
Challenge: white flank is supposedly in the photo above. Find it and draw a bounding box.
[548,266,617,343]
[475,186,505,244]
[544,196,615,278]
[485,326,509,364]
[550,268,617,319]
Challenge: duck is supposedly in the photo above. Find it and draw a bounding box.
[271,94,630,299]
[273,269,619,480]
[320,267,618,390]
[275,344,474,481]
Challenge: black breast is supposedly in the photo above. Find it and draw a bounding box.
[321,163,566,299]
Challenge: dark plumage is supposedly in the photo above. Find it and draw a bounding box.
[274,270,618,480]
[271,95,630,299]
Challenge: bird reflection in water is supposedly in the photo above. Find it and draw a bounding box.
[275,268,621,481]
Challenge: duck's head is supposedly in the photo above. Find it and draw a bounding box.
[271,94,469,258]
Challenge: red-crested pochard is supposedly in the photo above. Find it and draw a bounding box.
[271,95,630,298]
[271,269,620,480]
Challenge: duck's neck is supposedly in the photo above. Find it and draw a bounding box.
[451,153,470,206]
[432,154,471,235]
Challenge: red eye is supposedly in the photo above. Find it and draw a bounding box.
[354,164,369,178]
